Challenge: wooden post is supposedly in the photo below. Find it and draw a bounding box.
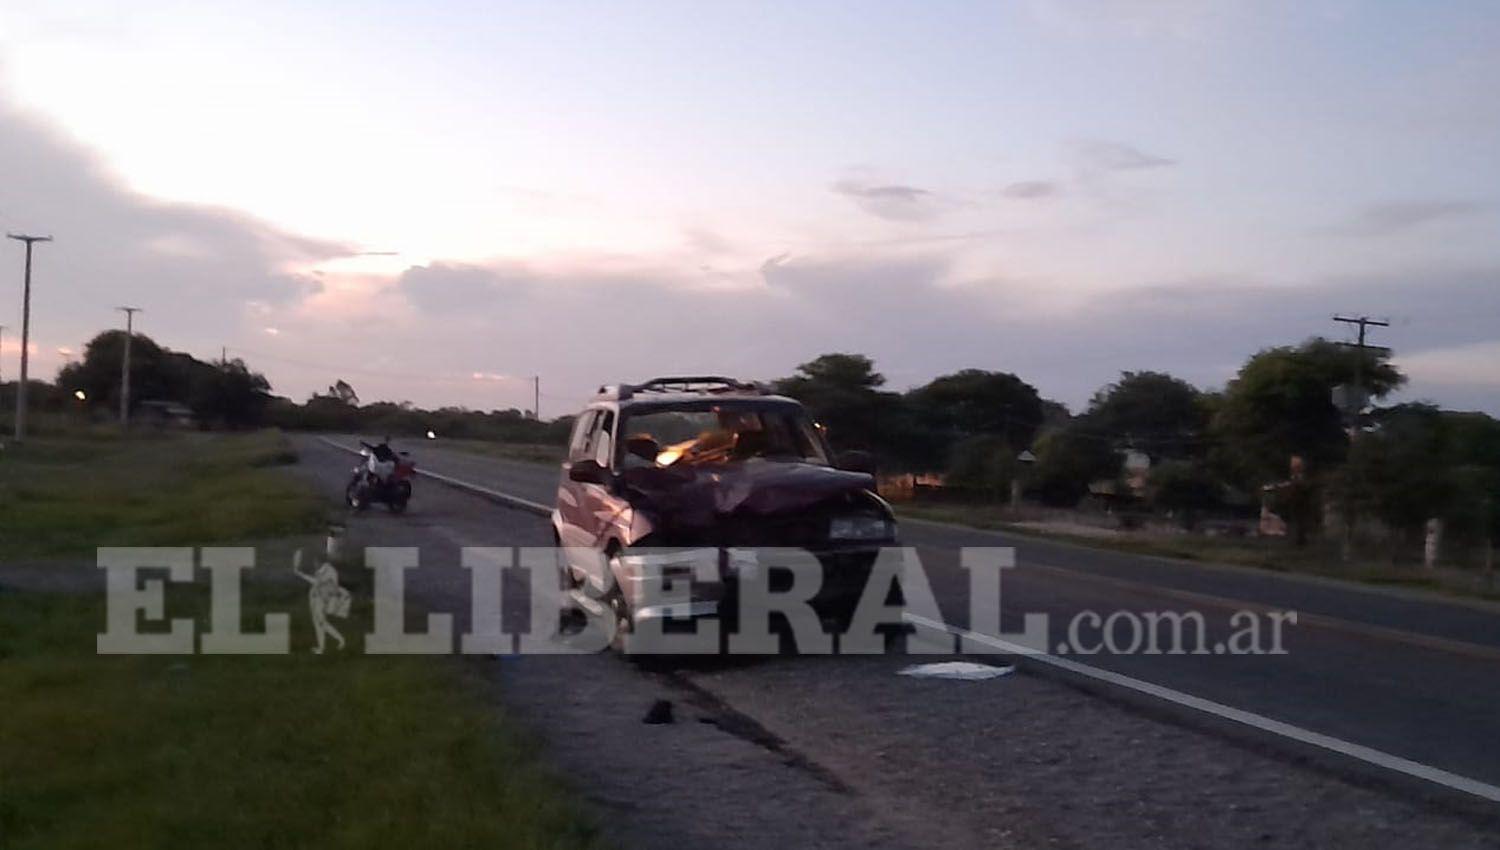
[1423,518,1442,571]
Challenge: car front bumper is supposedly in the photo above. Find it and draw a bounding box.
[616,543,893,622]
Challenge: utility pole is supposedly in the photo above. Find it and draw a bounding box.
[1332,314,1391,562]
[7,233,53,443]
[0,324,6,422]
[1333,315,1391,423]
[117,307,142,426]
[533,375,541,420]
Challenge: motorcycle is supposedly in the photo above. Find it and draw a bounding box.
[346,441,415,513]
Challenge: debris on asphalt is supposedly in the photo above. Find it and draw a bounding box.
[897,662,1015,681]
[643,699,675,724]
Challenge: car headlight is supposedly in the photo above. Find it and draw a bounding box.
[829,515,894,541]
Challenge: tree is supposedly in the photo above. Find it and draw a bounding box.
[907,369,1044,451]
[1442,412,1500,551]
[944,434,1019,498]
[777,353,885,394]
[1148,460,1221,529]
[1342,405,1500,556]
[56,330,174,412]
[54,331,274,428]
[774,354,917,461]
[1030,423,1121,506]
[1212,338,1404,487]
[1039,398,1072,431]
[328,379,360,405]
[190,359,272,429]
[1086,371,1207,460]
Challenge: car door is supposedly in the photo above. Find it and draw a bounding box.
[557,407,623,590]
[578,408,620,550]
[556,409,599,554]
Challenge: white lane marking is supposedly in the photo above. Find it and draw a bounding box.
[317,437,551,516]
[904,612,1500,805]
[418,467,551,515]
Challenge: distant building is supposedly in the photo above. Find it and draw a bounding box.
[1122,450,1152,496]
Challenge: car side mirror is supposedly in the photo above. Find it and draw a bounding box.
[837,450,876,475]
[568,459,610,484]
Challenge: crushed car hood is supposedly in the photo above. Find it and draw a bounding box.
[620,459,876,527]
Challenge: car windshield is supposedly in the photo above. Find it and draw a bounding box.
[620,405,829,468]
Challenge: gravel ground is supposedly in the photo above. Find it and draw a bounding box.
[498,653,936,850]
[679,652,1500,848]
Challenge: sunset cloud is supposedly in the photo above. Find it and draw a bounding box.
[0,2,1495,416]
[831,179,949,222]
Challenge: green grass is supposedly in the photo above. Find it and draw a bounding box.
[0,431,602,849]
[0,585,602,850]
[0,431,327,560]
[435,438,563,466]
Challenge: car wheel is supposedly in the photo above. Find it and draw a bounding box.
[605,551,634,654]
[554,534,579,591]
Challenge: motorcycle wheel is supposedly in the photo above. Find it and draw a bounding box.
[346,480,370,511]
[387,480,412,514]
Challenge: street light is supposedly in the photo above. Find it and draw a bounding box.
[1012,449,1037,508]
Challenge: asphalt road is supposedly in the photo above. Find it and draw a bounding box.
[303,434,1500,845]
[329,434,1500,789]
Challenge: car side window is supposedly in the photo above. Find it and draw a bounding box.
[568,411,597,462]
[593,411,615,469]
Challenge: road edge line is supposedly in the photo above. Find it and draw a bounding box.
[904,612,1500,806]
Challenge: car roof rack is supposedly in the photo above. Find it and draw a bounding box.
[594,376,770,401]
[633,376,765,395]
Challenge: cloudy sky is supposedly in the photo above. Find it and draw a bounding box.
[0,0,1496,416]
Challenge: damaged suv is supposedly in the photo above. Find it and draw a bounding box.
[552,376,897,646]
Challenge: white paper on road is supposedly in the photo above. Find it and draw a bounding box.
[897,661,1015,680]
